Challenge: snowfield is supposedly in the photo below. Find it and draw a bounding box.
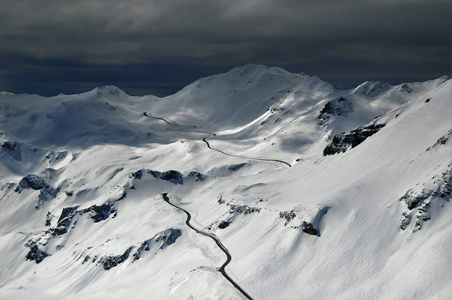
[0,64,451,299]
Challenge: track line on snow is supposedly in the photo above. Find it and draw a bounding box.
[162,193,253,300]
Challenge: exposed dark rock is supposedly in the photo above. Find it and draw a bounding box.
[99,247,133,270]
[160,171,183,184]
[399,166,451,232]
[217,195,226,205]
[228,163,247,171]
[45,211,52,226]
[146,169,159,178]
[229,204,260,215]
[279,210,296,226]
[15,174,58,209]
[133,228,181,261]
[82,255,91,264]
[52,206,79,236]
[133,243,150,261]
[302,221,318,235]
[318,97,353,126]
[426,130,451,151]
[17,174,50,191]
[1,140,17,151]
[26,245,49,264]
[399,84,415,94]
[323,124,385,156]
[218,219,232,229]
[130,170,143,179]
[146,169,183,184]
[154,228,181,249]
[188,171,205,182]
[400,212,412,230]
[82,203,116,223]
[399,190,428,210]
[413,206,431,232]
[438,167,452,198]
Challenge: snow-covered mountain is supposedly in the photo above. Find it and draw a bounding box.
[0,64,451,299]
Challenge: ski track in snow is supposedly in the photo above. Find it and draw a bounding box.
[162,193,253,300]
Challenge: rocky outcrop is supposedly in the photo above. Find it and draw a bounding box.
[98,247,133,270]
[323,123,385,156]
[399,165,451,232]
[301,221,318,235]
[154,228,181,249]
[81,203,117,223]
[25,244,49,264]
[228,163,247,171]
[318,96,353,126]
[426,129,451,151]
[279,210,296,226]
[131,169,205,185]
[52,206,79,236]
[279,209,321,236]
[130,169,143,179]
[146,169,184,184]
[0,140,17,151]
[229,204,261,215]
[132,229,182,261]
[15,174,58,209]
[160,171,183,184]
[218,219,233,229]
[188,171,205,182]
[17,174,50,191]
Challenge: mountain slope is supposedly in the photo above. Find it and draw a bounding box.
[0,65,451,299]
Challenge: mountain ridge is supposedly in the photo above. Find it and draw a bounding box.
[0,65,451,299]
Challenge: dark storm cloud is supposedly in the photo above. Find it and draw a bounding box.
[0,0,450,96]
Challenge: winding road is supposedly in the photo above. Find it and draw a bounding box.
[143,112,198,128]
[144,112,293,299]
[202,138,291,168]
[144,111,291,168]
[162,193,253,300]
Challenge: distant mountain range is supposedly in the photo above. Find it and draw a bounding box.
[1,65,451,299]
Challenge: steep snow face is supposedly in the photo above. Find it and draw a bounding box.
[0,65,451,300]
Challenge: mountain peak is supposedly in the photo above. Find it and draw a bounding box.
[352,80,392,97]
[94,85,127,96]
[0,91,15,97]
[226,64,310,79]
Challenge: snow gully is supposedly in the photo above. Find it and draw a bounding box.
[162,193,254,300]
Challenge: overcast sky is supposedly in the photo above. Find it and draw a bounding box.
[1,0,450,96]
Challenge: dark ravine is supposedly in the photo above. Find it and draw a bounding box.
[162,193,253,300]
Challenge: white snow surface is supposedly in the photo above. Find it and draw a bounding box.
[0,64,451,299]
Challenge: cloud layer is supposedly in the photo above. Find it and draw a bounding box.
[1,0,450,96]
